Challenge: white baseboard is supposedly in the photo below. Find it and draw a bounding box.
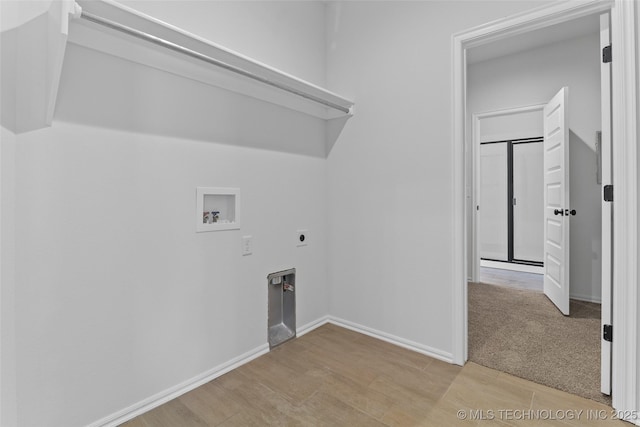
[297,315,330,337]
[481,260,543,274]
[89,314,454,426]
[328,316,453,364]
[90,343,269,427]
[570,293,602,304]
[90,314,331,427]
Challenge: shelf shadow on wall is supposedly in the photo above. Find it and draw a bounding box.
[53,44,343,158]
[1,13,52,134]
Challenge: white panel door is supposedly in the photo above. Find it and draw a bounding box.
[479,143,508,261]
[599,12,612,396]
[543,87,570,315]
[513,142,544,263]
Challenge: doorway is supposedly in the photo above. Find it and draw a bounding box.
[479,136,545,291]
[472,105,546,287]
[452,0,638,417]
[463,9,610,405]
[478,135,544,268]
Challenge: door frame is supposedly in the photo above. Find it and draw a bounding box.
[471,104,545,283]
[451,0,638,418]
[599,12,612,395]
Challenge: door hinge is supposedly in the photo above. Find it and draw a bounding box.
[603,45,612,63]
[603,324,613,342]
[604,185,613,202]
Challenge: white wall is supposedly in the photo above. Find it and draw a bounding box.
[468,32,602,302]
[0,1,51,32]
[1,125,17,427]
[114,0,326,87]
[4,1,619,425]
[55,43,327,158]
[479,110,543,143]
[14,123,328,427]
[1,5,36,425]
[325,0,551,358]
[4,2,330,426]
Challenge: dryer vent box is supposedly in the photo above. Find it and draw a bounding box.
[268,268,296,349]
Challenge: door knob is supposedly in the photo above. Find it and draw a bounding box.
[567,209,577,216]
[554,209,564,216]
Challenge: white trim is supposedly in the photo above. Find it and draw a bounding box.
[451,21,467,366]
[89,343,269,427]
[570,293,602,305]
[474,104,544,143]
[457,0,613,50]
[610,0,638,418]
[480,260,543,275]
[90,314,332,426]
[328,317,453,364]
[296,315,330,337]
[453,0,637,415]
[599,11,613,396]
[87,315,453,426]
[473,104,546,120]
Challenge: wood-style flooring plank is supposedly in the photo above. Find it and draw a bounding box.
[122,325,625,427]
[122,398,208,427]
[176,381,242,425]
[296,391,386,427]
[317,373,395,420]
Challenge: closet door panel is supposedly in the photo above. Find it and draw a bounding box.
[479,143,508,261]
[513,142,544,263]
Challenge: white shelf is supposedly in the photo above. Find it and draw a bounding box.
[67,0,354,120]
[0,0,79,133]
[3,0,354,134]
[196,187,240,233]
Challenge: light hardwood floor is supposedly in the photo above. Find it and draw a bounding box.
[122,324,625,426]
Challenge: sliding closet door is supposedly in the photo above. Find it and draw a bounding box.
[479,143,508,261]
[512,141,544,263]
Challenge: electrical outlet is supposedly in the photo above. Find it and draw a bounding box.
[297,229,308,247]
[242,235,253,256]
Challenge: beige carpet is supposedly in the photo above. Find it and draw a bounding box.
[468,281,611,405]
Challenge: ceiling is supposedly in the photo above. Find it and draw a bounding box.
[467,13,601,65]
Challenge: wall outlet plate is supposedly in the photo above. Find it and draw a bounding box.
[297,229,308,247]
[242,235,253,255]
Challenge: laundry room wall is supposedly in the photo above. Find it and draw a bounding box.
[324,0,554,359]
[1,124,17,427]
[2,1,331,426]
[113,0,326,86]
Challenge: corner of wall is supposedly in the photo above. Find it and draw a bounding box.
[1,125,18,427]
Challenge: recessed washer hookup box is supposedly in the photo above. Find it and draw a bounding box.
[267,268,296,349]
